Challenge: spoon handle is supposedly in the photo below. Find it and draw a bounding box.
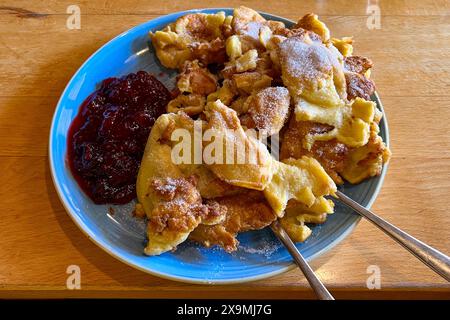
[271,220,335,300]
[336,190,450,282]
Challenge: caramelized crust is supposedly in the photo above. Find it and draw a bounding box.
[202,199,229,225]
[280,117,349,184]
[190,224,238,252]
[344,56,373,74]
[177,60,218,95]
[218,192,277,233]
[343,55,375,100]
[286,27,322,42]
[147,178,199,232]
[345,72,375,101]
[177,14,221,41]
[189,38,228,65]
[189,191,277,251]
[148,176,204,234]
[146,176,227,255]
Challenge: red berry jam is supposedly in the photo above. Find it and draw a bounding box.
[67,71,171,204]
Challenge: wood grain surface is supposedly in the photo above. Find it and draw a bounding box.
[0,0,449,299]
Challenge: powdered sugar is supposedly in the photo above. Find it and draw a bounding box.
[237,238,281,257]
[248,86,290,136]
[279,37,333,84]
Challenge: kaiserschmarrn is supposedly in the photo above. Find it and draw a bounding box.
[138,6,391,255]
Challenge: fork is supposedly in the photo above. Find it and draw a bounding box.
[271,191,450,300]
[336,190,450,281]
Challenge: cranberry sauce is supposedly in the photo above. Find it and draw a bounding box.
[67,71,171,204]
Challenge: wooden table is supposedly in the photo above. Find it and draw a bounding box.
[0,0,449,299]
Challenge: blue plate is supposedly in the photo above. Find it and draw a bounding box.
[49,8,389,284]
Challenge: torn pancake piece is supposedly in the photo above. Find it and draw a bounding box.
[280,118,349,184]
[278,36,346,107]
[136,113,231,255]
[263,156,337,217]
[281,196,334,242]
[241,86,291,136]
[340,122,391,184]
[203,100,273,190]
[144,176,226,255]
[190,191,277,252]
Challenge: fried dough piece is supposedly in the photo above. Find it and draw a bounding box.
[203,100,273,190]
[231,71,272,94]
[183,165,245,199]
[189,191,277,252]
[222,49,260,78]
[232,6,289,53]
[293,97,377,149]
[263,157,337,217]
[189,38,228,65]
[240,86,290,136]
[137,112,244,202]
[177,60,218,95]
[231,6,267,52]
[341,122,391,184]
[150,12,229,68]
[207,79,238,106]
[280,117,349,184]
[343,55,375,101]
[281,100,389,185]
[232,6,267,34]
[150,26,192,69]
[175,12,229,65]
[136,114,196,255]
[136,113,240,255]
[255,50,280,79]
[278,36,346,107]
[345,72,375,101]
[344,56,373,75]
[281,196,334,242]
[332,37,354,57]
[137,114,186,215]
[175,12,226,42]
[295,13,330,42]
[167,94,206,116]
[145,176,226,255]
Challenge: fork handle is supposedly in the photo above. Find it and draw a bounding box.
[336,191,450,282]
[271,220,335,300]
